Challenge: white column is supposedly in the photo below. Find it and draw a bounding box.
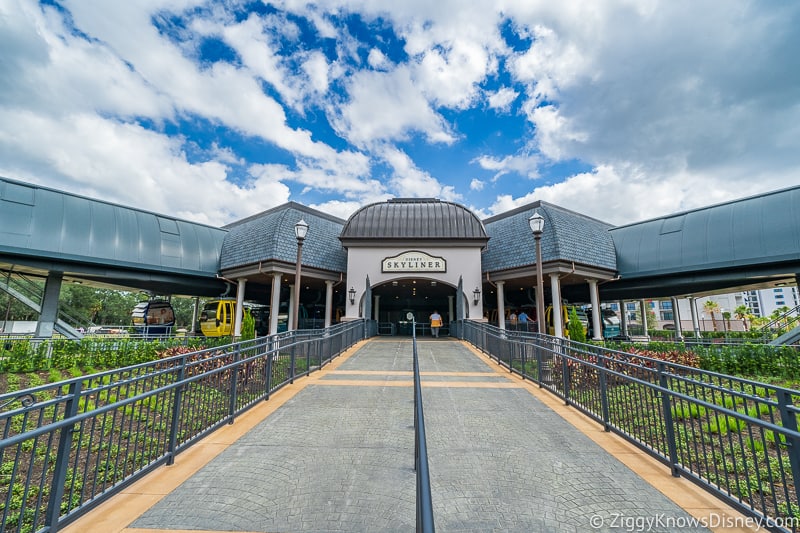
[190,297,200,335]
[270,273,282,335]
[324,280,334,328]
[550,273,563,337]
[588,279,602,340]
[233,278,247,338]
[619,300,628,337]
[671,297,683,340]
[374,294,381,321]
[497,281,506,330]
[689,296,701,337]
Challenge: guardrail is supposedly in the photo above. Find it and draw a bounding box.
[411,320,435,532]
[460,321,800,533]
[0,320,373,533]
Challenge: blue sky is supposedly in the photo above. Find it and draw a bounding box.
[1,0,799,226]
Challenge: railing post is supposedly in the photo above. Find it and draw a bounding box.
[536,340,544,387]
[290,333,296,384]
[166,353,188,465]
[44,379,82,530]
[777,390,800,507]
[599,358,611,431]
[228,344,241,424]
[265,342,273,401]
[560,340,570,405]
[657,362,680,477]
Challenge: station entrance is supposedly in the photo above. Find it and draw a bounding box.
[370,278,457,336]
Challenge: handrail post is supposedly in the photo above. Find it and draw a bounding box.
[599,357,611,431]
[166,353,188,465]
[228,344,241,424]
[777,390,800,506]
[44,379,82,530]
[657,362,680,477]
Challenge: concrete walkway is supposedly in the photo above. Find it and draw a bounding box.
[62,338,756,533]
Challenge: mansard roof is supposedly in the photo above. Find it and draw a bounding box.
[220,202,347,272]
[482,201,617,272]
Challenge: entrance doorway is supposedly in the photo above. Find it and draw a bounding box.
[371,278,456,336]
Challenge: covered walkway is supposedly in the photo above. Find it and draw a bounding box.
[62,338,751,532]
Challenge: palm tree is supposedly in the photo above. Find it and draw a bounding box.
[703,299,721,331]
[734,305,750,331]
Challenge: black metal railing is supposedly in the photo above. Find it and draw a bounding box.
[460,320,800,532]
[411,321,435,533]
[0,320,373,533]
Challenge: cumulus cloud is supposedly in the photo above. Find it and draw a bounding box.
[1,0,798,230]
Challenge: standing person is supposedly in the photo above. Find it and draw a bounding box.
[508,310,518,330]
[517,310,529,331]
[429,310,443,338]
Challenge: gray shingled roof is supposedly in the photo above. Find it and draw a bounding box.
[482,201,617,272]
[340,198,488,242]
[220,202,347,272]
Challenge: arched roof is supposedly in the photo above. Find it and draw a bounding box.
[482,201,617,272]
[220,202,347,272]
[340,198,488,244]
[604,185,800,298]
[0,176,226,295]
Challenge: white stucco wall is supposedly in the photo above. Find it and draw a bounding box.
[344,246,484,320]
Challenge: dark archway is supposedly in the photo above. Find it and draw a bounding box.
[371,277,456,335]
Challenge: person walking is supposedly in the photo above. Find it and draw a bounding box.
[429,310,443,338]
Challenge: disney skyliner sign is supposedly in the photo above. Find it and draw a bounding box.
[382,251,446,273]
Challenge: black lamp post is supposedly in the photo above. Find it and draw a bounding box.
[292,219,308,331]
[473,286,481,306]
[528,210,546,334]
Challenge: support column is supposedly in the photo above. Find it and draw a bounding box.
[35,272,63,338]
[190,297,200,335]
[233,278,247,338]
[588,279,602,340]
[550,273,563,338]
[270,273,282,335]
[324,280,334,328]
[496,281,506,330]
[639,299,650,340]
[671,297,683,341]
[688,296,701,338]
[619,300,629,337]
[373,294,380,322]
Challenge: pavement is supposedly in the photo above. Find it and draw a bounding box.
[62,337,757,533]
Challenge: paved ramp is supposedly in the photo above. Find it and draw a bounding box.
[66,338,753,532]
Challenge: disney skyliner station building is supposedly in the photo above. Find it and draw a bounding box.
[1,174,800,344]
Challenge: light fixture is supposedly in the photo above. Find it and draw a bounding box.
[294,219,309,241]
[348,286,356,305]
[528,210,545,236]
[473,286,481,305]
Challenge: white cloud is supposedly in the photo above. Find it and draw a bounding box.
[331,66,456,147]
[487,88,518,112]
[470,178,484,191]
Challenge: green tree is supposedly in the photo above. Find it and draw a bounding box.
[568,307,586,342]
[734,305,751,331]
[241,309,255,340]
[703,300,720,331]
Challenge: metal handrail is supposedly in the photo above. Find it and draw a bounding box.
[0,320,374,533]
[459,320,800,532]
[759,304,800,334]
[412,318,435,532]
